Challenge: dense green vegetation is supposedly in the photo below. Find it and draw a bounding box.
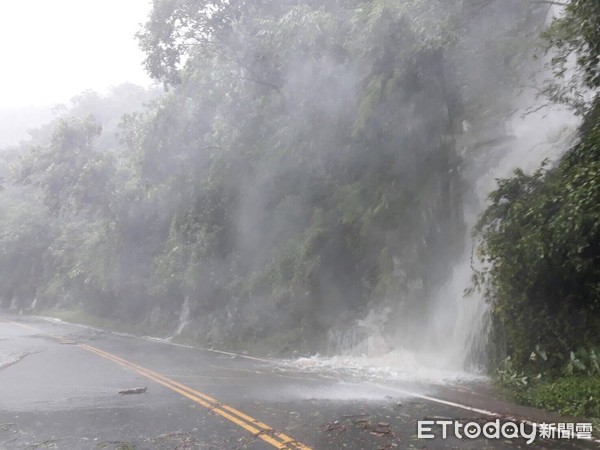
[474,0,600,419]
[0,0,597,428]
[2,0,544,353]
[3,0,594,402]
[475,116,600,370]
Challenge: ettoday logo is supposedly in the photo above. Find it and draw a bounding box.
[418,419,536,444]
[417,419,594,444]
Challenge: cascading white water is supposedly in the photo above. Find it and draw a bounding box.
[421,101,579,372]
[298,100,579,382]
[175,295,192,335]
[291,4,583,382]
[425,1,579,371]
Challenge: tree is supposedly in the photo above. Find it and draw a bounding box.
[473,0,600,371]
[18,116,115,218]
[128,0,535,347]
[541,0,600,113]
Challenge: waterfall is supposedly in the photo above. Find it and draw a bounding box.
[302,3,580,380]
[422,102,578,371]
[428,2,580,371]
[318,101,578,380]
[175,295,192,335]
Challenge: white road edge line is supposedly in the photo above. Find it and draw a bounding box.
[23,315,600,445]
[370,382,600,445]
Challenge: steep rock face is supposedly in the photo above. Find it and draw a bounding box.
[319,2,552,358]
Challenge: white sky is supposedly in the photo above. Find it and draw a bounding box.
[0,0,154,108]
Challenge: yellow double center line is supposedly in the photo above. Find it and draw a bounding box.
[9,321,311,450]
[79,343,310,449]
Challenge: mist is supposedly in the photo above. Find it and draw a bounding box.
[0,0,591,383]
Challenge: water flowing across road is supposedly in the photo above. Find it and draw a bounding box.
[315,96,579,382]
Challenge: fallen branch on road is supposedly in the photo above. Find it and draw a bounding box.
[118,386,147,395]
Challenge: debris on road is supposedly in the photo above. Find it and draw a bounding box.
[322,421,346,432]
[118,387,148,395]
[370,422,391,437]
[341,413,370,419]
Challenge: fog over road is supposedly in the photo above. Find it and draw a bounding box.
[0,315,595,449]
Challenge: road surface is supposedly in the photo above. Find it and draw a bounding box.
[0,314,597,449]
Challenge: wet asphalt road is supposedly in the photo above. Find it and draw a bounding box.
[0,314,597,449]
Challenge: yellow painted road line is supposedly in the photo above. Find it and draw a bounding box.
[80,344,301,446]
[8,321,311,449]
[8,321,72,344]
[78,343,310,449]
[78,345,285,448]
[8,321,40,333]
